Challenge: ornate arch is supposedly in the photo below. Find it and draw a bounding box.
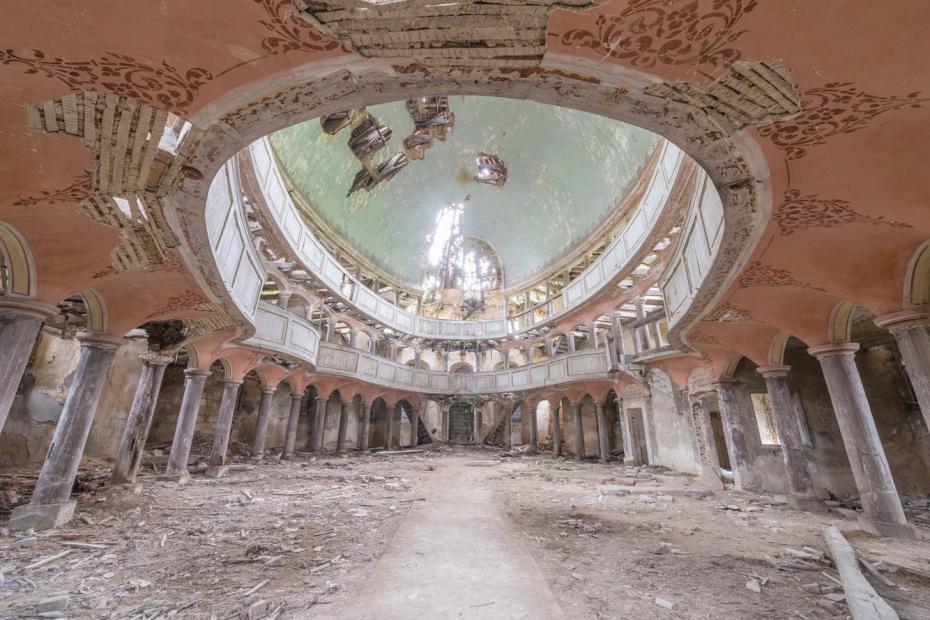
[0,221,37,297]
[904,239,930,308]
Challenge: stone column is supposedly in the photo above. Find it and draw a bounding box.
[551,405,562,456]
[502,349,510,369]
[164,367,210,480]
[525,399,537,451]
[875,311,930,432]
[503,403,513,451]
[620,399,641,465]
[595,401,610,463]
[385,404,397,449]
[358,402,372,450]
[572,402,585,460]
[410,401,424,448]
[8,332,121,531]
[620,404,635,465]
[207,379,242,475]
[109,352,172,485]
[712,380,755,491]
[312,397,328,453]
[277,292,291,309]
[441,403,450,441]
[808,344,915,537]
[336,400,351,452]
[283,392,303,459]
[633,298,649,353]
[566,332,576,354]
[414,350,422,368]
[757,365,823,512]
[611,312,626,364]
[648,318,662,349]
[0,299,56,433]
[641,393,658,465]
[250,387,275,462]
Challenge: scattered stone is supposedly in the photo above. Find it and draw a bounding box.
[15,535,37,549]
[654,597,675,609]
[36,595,69,613]
[745,579,762,593]
[653,542,673,555]
[241,599,270,620]
[801,582,821,593]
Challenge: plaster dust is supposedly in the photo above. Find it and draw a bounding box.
[3,449,930,618]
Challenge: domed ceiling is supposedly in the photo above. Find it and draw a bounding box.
[269,97,660,290]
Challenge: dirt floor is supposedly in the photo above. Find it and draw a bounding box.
[2,446,930,618]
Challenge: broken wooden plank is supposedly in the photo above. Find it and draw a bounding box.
[26,549,72,570]
[822,525,898,620]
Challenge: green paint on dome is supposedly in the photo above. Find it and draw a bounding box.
[269,96,659,289]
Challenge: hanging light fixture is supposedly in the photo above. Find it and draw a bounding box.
[319,110,354,135]
[474,153,508,187]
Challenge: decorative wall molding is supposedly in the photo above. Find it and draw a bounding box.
[775,188,913,237]
[1,50,212,112]
[557,0,758,69]
[758,82,930,160]
[736,261,826,292]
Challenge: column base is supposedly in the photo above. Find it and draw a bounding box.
[101,483,142,496]
[859,516,919,540]
[8,501,77,531]
[787,495,828,513]
[249,455,264,464]
[205,465,229,479]
[700,466,725,491]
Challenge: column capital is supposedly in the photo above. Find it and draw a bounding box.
[710,378,738,388]
[140,351,174,366]
[223,379,244,386]
[0,297,59,321]
[756,364,791,378]
[184,367,211,379]
[342,400,353,407]
[289,390,304,399]
[260,386,276,395]
[874,309,930,331]
[77,330,124,350]
[316,396,329,403]
[807,342,859,359]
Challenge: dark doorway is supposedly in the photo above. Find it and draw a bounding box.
[709,409,731,469]
[449,402,474,443]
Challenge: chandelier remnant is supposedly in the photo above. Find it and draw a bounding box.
[322,96,455,195]
[320,110,354,135]
[474,153,508,187]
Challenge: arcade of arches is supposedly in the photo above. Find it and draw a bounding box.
[2,1,930,617]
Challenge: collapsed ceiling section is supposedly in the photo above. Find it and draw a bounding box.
[294,0,597,68]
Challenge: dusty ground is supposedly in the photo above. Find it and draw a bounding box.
[2,447,930,618]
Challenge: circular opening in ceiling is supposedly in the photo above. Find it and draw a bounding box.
[268,95,663,294]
